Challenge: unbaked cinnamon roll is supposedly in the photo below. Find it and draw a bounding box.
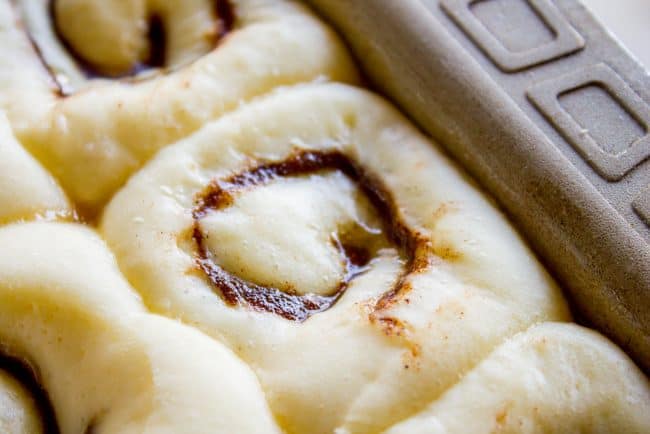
[101,83,650,433]
[0,0,358,214]
[0,222,281,433]
[0,1,647,432]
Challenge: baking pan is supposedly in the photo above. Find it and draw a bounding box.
[307,0,650,372]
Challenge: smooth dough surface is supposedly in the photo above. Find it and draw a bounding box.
[0,1,646,431]
[0,222,281,434]
[100,83,650,434]
[383,322,650,434]
[0,0,358,212]
[0,112,70,225]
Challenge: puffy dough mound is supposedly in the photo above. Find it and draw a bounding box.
[0,0,358,213]
[0,112,70,225]
[385,322,650,433]
[0,222,281,434]
[386,323,650,434]
[100,83,648,433]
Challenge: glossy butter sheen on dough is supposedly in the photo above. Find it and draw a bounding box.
[101,83,649,433]
[0,0,358,212]
[199,171,389,296]
[0,1,646,432]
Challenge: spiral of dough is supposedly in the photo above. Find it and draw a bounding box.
[0,1,646,431]
[48,0,230,78]
[101,83,650,433]
[0,222,281,433]
[0,0,358,213]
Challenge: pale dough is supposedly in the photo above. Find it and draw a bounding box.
[0,0,358,212]
[0,112,70,225]
[0,222,281,434]
[0,1,646,431]
[102,83,648,433]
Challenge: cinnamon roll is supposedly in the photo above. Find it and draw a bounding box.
[0,1,646,432]
[100,83,650,433]
[0,0,358,214]
[0,222,281,433]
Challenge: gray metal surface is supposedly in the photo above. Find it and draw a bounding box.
[437,0,650,241]
[307,0,650,372]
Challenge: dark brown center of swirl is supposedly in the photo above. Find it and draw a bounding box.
[192,150,426,322]
[0,353,59,434]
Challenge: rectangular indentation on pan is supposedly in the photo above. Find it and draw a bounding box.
[441,0,584,71]
[527,64,650,181]
[558,84,646,157]
[470,0,555,53]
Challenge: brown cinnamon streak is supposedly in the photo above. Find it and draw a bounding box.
[192,150,426,322]
[43,0,235,88]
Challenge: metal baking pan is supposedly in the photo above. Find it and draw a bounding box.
[307,0,650,372]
